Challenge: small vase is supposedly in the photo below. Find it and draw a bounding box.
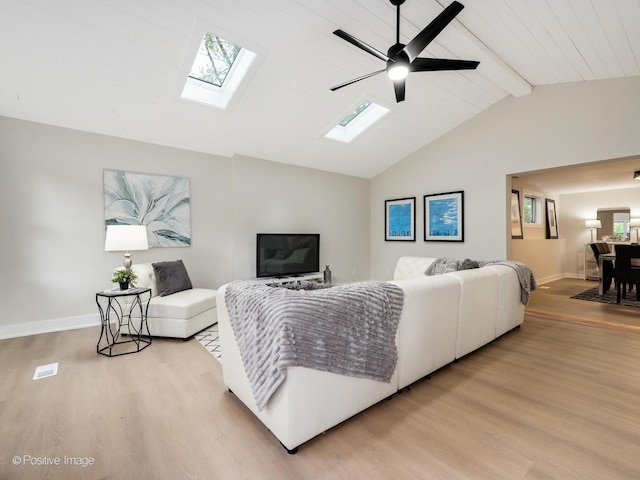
[119,282,129,290]
[323,265,332,285]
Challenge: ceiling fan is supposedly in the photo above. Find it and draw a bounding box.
[330,0,479,103]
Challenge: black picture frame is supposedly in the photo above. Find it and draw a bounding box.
[385,197,416,241]
[545,198,558,239]
[511,189,523,239]
[423,191,464,242]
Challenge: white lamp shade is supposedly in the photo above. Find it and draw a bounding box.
[104,225,149,252]
[629,218,640,227]
[584,219,601,229]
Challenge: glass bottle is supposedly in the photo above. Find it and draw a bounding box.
[323,265,332,285]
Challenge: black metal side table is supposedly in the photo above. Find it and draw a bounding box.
[95,288,152,357]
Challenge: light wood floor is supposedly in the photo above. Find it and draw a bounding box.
[527,277,640,333]
[1,292,640,479]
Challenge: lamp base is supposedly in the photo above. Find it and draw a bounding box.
[123,253,132,270]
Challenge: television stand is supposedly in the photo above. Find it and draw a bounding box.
[254,273,322,285]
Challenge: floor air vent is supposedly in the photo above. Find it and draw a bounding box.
[33,362,58,380]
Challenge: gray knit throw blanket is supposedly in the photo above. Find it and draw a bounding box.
[224,280,404,411]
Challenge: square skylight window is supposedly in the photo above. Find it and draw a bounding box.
[181,32,256,110]
[325,100,389,143]
[189,33,241,87]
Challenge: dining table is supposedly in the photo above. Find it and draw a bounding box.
[597,247,640,297]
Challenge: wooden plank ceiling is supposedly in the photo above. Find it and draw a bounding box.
[0,0,637,178]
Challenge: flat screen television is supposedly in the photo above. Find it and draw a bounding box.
[256,233,320,278]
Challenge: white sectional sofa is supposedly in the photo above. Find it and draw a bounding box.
[390,257,525,388]
[217,256,531,453]
[126,262,217,339]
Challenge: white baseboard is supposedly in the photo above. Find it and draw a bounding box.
[536,273,568,285]
[0,314,101,340]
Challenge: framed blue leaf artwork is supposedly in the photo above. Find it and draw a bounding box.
[104,170,191,248]
[385,197,416,241]
[424,191,464,242]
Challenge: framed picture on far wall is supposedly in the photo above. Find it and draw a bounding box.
[424,191,464,242]
[511,189,523,239]
[385,197,416,241]
[545,198,558,239]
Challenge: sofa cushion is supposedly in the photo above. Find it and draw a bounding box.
[152,260,193,296]
[147,288,217,319]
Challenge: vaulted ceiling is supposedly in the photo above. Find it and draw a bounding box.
[0,0,638,179]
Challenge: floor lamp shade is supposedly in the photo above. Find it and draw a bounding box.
[105,225,149,269]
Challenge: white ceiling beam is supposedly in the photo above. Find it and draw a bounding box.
[453,21,532,97]
[435,0,532,97]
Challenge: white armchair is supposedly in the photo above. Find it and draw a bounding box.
[122,262,217,339]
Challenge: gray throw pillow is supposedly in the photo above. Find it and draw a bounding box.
[425,258,459,276]
[152,260,193,296]
[458,258,480,270]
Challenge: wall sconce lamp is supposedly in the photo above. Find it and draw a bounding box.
[585,219,601,242]
[104,225,149,269]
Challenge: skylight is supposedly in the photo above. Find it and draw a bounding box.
[325,100,389,143]
[338,100,372,126]
[189,33,241,87]
[181,32,256,110]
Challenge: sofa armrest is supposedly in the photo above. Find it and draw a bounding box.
[393,257,437,280]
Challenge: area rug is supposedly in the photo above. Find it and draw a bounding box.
[571,286,640,308]
[194,323,221,362]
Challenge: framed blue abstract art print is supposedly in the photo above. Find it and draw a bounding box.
[385,197,416,241]
[423,191,464,242]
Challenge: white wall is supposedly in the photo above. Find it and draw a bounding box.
[230,155,370,283]
[0,117,370,338]
[559,187,640,278]
[0,116,233,337]
[3,76,639,336]
[370,77,640,280]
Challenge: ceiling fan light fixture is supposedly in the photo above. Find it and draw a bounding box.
[387,64,409,80]
[331,1,478,103]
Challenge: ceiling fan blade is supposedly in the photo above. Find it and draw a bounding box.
[333,29,390,62]
[411,57,479,72]
[330,69,386,91]
[403,1,464,62]
[393,79,406,103]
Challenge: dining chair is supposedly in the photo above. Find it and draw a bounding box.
[590,242,615,293]
[613,244,640,303]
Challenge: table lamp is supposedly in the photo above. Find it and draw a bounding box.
[104,225,149,269]
[629,218,640,243]
[585,219,601,242]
